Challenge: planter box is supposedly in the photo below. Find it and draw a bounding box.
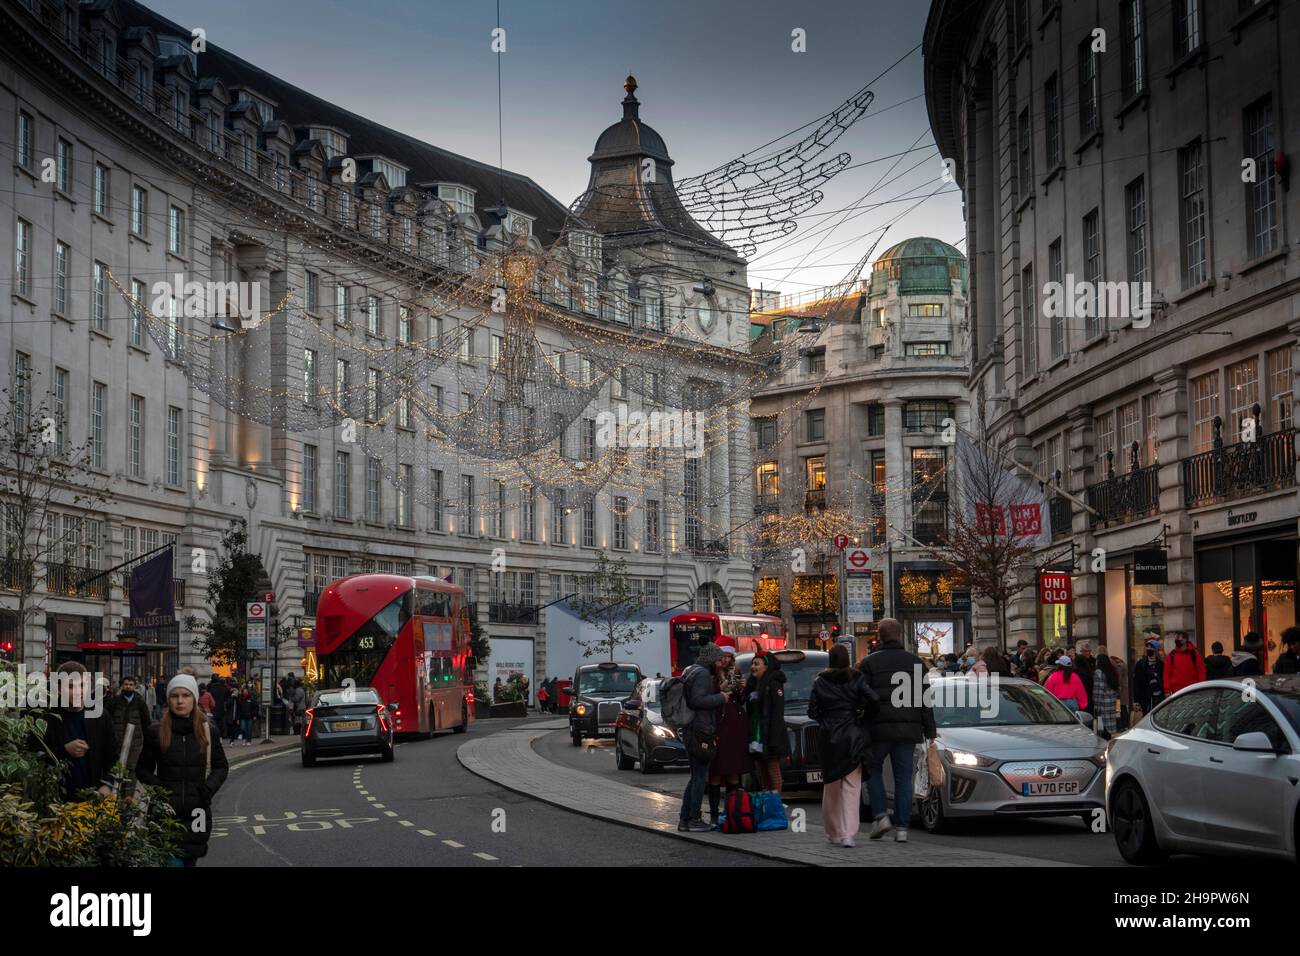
[474,700,493,719]
[489,701,526,719]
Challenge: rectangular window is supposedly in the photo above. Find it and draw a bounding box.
[460,326,473,362]
[366,295,380,336]
[553,489,568,543]
[303,348,318,404]
[335,359,350,413]
[366,457,382,523]
[1078,40,1099,138]
[130,279,146,346]
[492,480,506,537]
[17,111,33,168]
[1021,264,1037,378]
[1017,107,1032,196]
[53,367,68,457]
[905,342,949,357]
[1121,0,1145,99]
[305,271,319,312]
[366,368,380,422]
[301,444,318,512]
[431,469,445,531]
[398,464,412,527]
[334,451,351,517]
[1044,74,1061,169]
[581,419,597,461]
[491,334,503,368]
[1266,347,1292,433]
[398,306,411,344]
[167,296,180,355]
[53,241,69,314]
[1179,142,1208,287]
[1125,177,1148,300]
[1174,0,1200,58]
[56,138,72,193]
[461,475,476,533]
[805,408,826,442]
[581,499,596,547]
[806,348,826,374]
[168,205,184,255]
[1118,402,1140,470]
[1227,358,1259,442]
[398,395,411,429]
[131,185,147,236]
[645,499,661,552]
[91,382,105,469]
[128,394,143,478]
[903,401,954,432]
[1244,97,1278,260]
[1083,210,1102,338]
[521,485,536,541]
[1048,238,1065,358]
[1094,412,1115,470]
[613,497,628,549]
[906,303,944,318]
[911,448,947,540]
[335,284,349,325]
[14,220,31,298]
[12,352,31,431]
[167,406,182,486]
[1190,372,1219,453]
[1143,393,1160,465]
[93,163,109,216]
[867,403,885,437]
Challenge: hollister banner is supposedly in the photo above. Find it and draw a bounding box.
[126,547,176,630]
[1133,548,1169,585]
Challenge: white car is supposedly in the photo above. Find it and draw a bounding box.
[1105,675,1300,864]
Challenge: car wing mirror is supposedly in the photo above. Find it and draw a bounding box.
[1231,731,1275,753]
[622,698,639,710]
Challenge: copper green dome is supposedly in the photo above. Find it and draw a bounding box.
[868,236,967,297]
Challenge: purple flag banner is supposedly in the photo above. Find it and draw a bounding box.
[126,548,176,630]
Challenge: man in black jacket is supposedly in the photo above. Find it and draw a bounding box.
[856,619,936,843]
[1274,628,1300,675]
[105,675,151,771]
[37,661,118,800]
[678,643,727,832]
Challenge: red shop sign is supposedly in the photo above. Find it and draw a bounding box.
[1039,572,1072,605]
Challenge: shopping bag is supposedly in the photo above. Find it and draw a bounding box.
[912,742,930,799]
[755,791,788,831]
[926,739,945,788]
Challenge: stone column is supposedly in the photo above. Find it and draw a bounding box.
[1155,365,1195,637]
[1066,404,1098,643]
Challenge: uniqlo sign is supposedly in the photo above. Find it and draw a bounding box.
[1039,572,1072,605]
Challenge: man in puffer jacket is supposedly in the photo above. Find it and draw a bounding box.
[1163,632,1205,696]
[856,618,936,843]
[136,675,229,866]
[677,643,727,832]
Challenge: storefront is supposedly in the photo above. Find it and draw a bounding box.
[1196,526,1297,668]
[1098,548,1169,670]
[1038,569,1074,649]
[894,563,969,654]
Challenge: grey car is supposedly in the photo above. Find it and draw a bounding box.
[883,676,1107,832]
[1105,675,1300,864]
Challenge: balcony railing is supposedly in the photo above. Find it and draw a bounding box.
[172,578,186,608]
[488,602,538,625]
[46,563,109,600]
[0,557,35,591]
[754,495,780,515]
[1182,415,1296,508]
[1086,446,1160,526]
[804,488,827,510]
[1049,495,1073,537]
[692,540,731,561]
[304,589,322,616]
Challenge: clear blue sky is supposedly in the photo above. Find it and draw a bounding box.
[148,0,965,294]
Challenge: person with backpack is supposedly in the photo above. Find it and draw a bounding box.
[808,644,878,847]
[136,675,228,866]
[1045,656,1089,712]
[707,647,747,829]
[1205,641,1234,679]
[1163,631,1205,696]
[857,618,936,843]
[664,643,728,833]
[742,652,790,794]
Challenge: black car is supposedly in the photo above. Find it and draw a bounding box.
[614,678,688,773]
[302,686,396,766]
[569,661,643,746]
[734,649,827,788]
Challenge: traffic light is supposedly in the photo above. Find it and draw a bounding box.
[0,640,14,662]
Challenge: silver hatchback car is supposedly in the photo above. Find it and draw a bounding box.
[885,676,1108,832]
[1105,675,1300,864]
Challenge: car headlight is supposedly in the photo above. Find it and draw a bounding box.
[651,724,674,739]
[945,749,996,768]
[1090,750,1107,767]
[574,704,588,717]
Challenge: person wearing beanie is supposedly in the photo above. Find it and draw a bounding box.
[136,674,228,866]
[1233,632,1265,677]
[676,643,728,832]
[1044,656,1090,712]
[1274,627,1300,675]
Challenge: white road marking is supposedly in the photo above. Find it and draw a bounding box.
[399,820,414,827]
[442,839,464,848]
[384,811,398,817]
[473,852,498,861]
[418,829,436,836]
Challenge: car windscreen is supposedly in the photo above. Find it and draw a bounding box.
[1266,691,1300,738]
[934,681,1079,727]
[577,668,640,696]
[316,689,380,707]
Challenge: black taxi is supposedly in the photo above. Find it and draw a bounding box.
[569,660,643,746]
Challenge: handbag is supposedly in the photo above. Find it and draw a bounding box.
[683,726,717,761]
[926,739,945,788]
[912,742,930,799]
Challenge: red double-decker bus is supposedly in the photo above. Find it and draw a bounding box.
[315,573,475,735]
[668,612,787,674]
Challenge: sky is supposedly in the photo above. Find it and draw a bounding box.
[147,0,965,297]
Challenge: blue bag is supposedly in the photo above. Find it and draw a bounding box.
[755,791,788,831]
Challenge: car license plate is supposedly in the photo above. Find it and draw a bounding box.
[598,725,615,733]
[806,771,823,784]
[334,720,361,731]
[1022,780,1079,796]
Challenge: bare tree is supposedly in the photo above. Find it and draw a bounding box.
[921,419,1047,650]
[572,551,651,661]
[0,380,113,665]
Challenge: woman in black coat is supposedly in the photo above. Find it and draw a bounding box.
[742,653,790,792]
[136,676,228,866]
[808,644,879,846]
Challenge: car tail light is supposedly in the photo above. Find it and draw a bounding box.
[376,704,389,731]
[304,708,315,737]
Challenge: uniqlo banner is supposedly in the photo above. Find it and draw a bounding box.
[957,432,1051,548]
[1039,572,1072,605]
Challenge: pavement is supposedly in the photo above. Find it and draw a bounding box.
[223,734,300,767]
[457,719,1079,867]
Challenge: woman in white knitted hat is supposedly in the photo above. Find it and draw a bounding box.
[136,674,229,866]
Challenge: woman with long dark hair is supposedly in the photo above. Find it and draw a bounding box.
[808,644,878,847]
[136,675,229,866]
[1092,653,1120,738]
